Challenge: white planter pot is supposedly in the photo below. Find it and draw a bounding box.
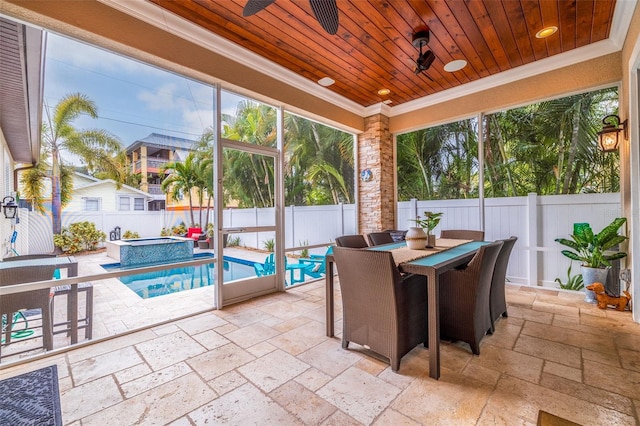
[405,227,427,250]
[581,266,610,303]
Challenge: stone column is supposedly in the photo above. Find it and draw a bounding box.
[358,114,395,235]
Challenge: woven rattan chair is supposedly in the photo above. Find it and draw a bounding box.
[333,247,428,371]
[335,234,369,248]
[0,264,58,358]
[367,232,394,246]
[489,236,517,333]
[440,229,485,241]
[438,241,502,355]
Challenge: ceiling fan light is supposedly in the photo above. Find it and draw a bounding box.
[444,59,467,72]
[318,77,335,87]
[536,26,558,38]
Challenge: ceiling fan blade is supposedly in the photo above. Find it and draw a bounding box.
[243,0,276,17]
[309,0,339,35]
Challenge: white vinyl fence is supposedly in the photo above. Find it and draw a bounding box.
[10,193,621,290]
[399,192,622,288]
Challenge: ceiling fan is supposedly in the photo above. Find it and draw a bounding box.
[243,0,339,35]
[412,29,435,77]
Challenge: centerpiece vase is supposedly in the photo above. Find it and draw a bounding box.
[406,227,427,250]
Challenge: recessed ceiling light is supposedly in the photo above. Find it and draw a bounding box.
[318,77,335,87]
[377,88,390,96]
[536,26,558,39]
[444,59,467,72]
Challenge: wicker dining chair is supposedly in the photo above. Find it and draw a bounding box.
[438,241,502,355]
[367,232,394,246]
[489,236,518,333]
[0,264,58,358]
[332,247,428,371]
[335,234,369,248]
[440,229,485,241]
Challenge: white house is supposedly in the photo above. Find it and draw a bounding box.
[66,172,154,212]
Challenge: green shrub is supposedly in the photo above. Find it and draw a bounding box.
[227,236,241,247]
[554,263,584,291]
[54,221,106,254]
[160,227,170,236]
[122,230,140,239]
[299,240,309,258]
[262,238,275,252]
[171,222,187,236]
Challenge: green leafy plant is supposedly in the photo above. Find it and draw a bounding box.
[227,236,241,247]
[412,211,443,235]
[53,221,106,254]
[262,238,275,252]
[554,263,584,291]
[171,222,187,236]
[555,218,627,268]
[160,227,170,236]
[122,230,140,239]
[206,223,214,238]
[299,240,309,258]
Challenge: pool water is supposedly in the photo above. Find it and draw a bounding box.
[101,253,256,299]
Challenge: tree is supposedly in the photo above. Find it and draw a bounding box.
[21,93,123,234]
[161,152,201,226]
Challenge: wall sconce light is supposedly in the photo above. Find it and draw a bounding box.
[597,115,627,152]
[2,196,18,219]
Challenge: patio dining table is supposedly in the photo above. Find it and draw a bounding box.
[0,256,81,344]
[325,239,489,380]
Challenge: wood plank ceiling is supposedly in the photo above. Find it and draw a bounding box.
[149,0,615,108]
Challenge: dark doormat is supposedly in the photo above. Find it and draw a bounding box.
[0,365,62,426]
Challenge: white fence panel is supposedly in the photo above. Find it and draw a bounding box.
[285,204,356,248]
[13,193,621,291]
[399,193,621,288]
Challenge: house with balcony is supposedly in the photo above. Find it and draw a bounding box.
[126,133,198,211]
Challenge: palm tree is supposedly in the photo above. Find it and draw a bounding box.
[22,93,123,234]
[161,152,201,226]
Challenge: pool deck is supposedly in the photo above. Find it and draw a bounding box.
[1,247,321,363]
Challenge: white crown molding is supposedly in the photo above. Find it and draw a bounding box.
[100,0,634,119]
[389,38,621,116]
[610,0,637,48]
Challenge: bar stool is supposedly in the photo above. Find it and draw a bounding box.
[50,283,93,341]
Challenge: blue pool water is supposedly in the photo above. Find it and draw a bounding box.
[101,253,256,299]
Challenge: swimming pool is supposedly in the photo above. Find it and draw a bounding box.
[101,253,256,299]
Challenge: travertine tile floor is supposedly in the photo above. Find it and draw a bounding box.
[1,282,639,425]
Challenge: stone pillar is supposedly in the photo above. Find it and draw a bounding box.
[358,114,395,235]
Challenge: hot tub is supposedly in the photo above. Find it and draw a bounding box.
[105,237,194,267]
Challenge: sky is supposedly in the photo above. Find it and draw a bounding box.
[44,33,244,153]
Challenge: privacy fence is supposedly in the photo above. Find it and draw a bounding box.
[12,192,621,289]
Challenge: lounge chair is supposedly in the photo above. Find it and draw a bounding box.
[255,253,316,285]
[298,246,333,278]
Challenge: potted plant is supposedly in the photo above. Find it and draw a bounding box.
[555,218,627,303]
[410,211,443,248]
